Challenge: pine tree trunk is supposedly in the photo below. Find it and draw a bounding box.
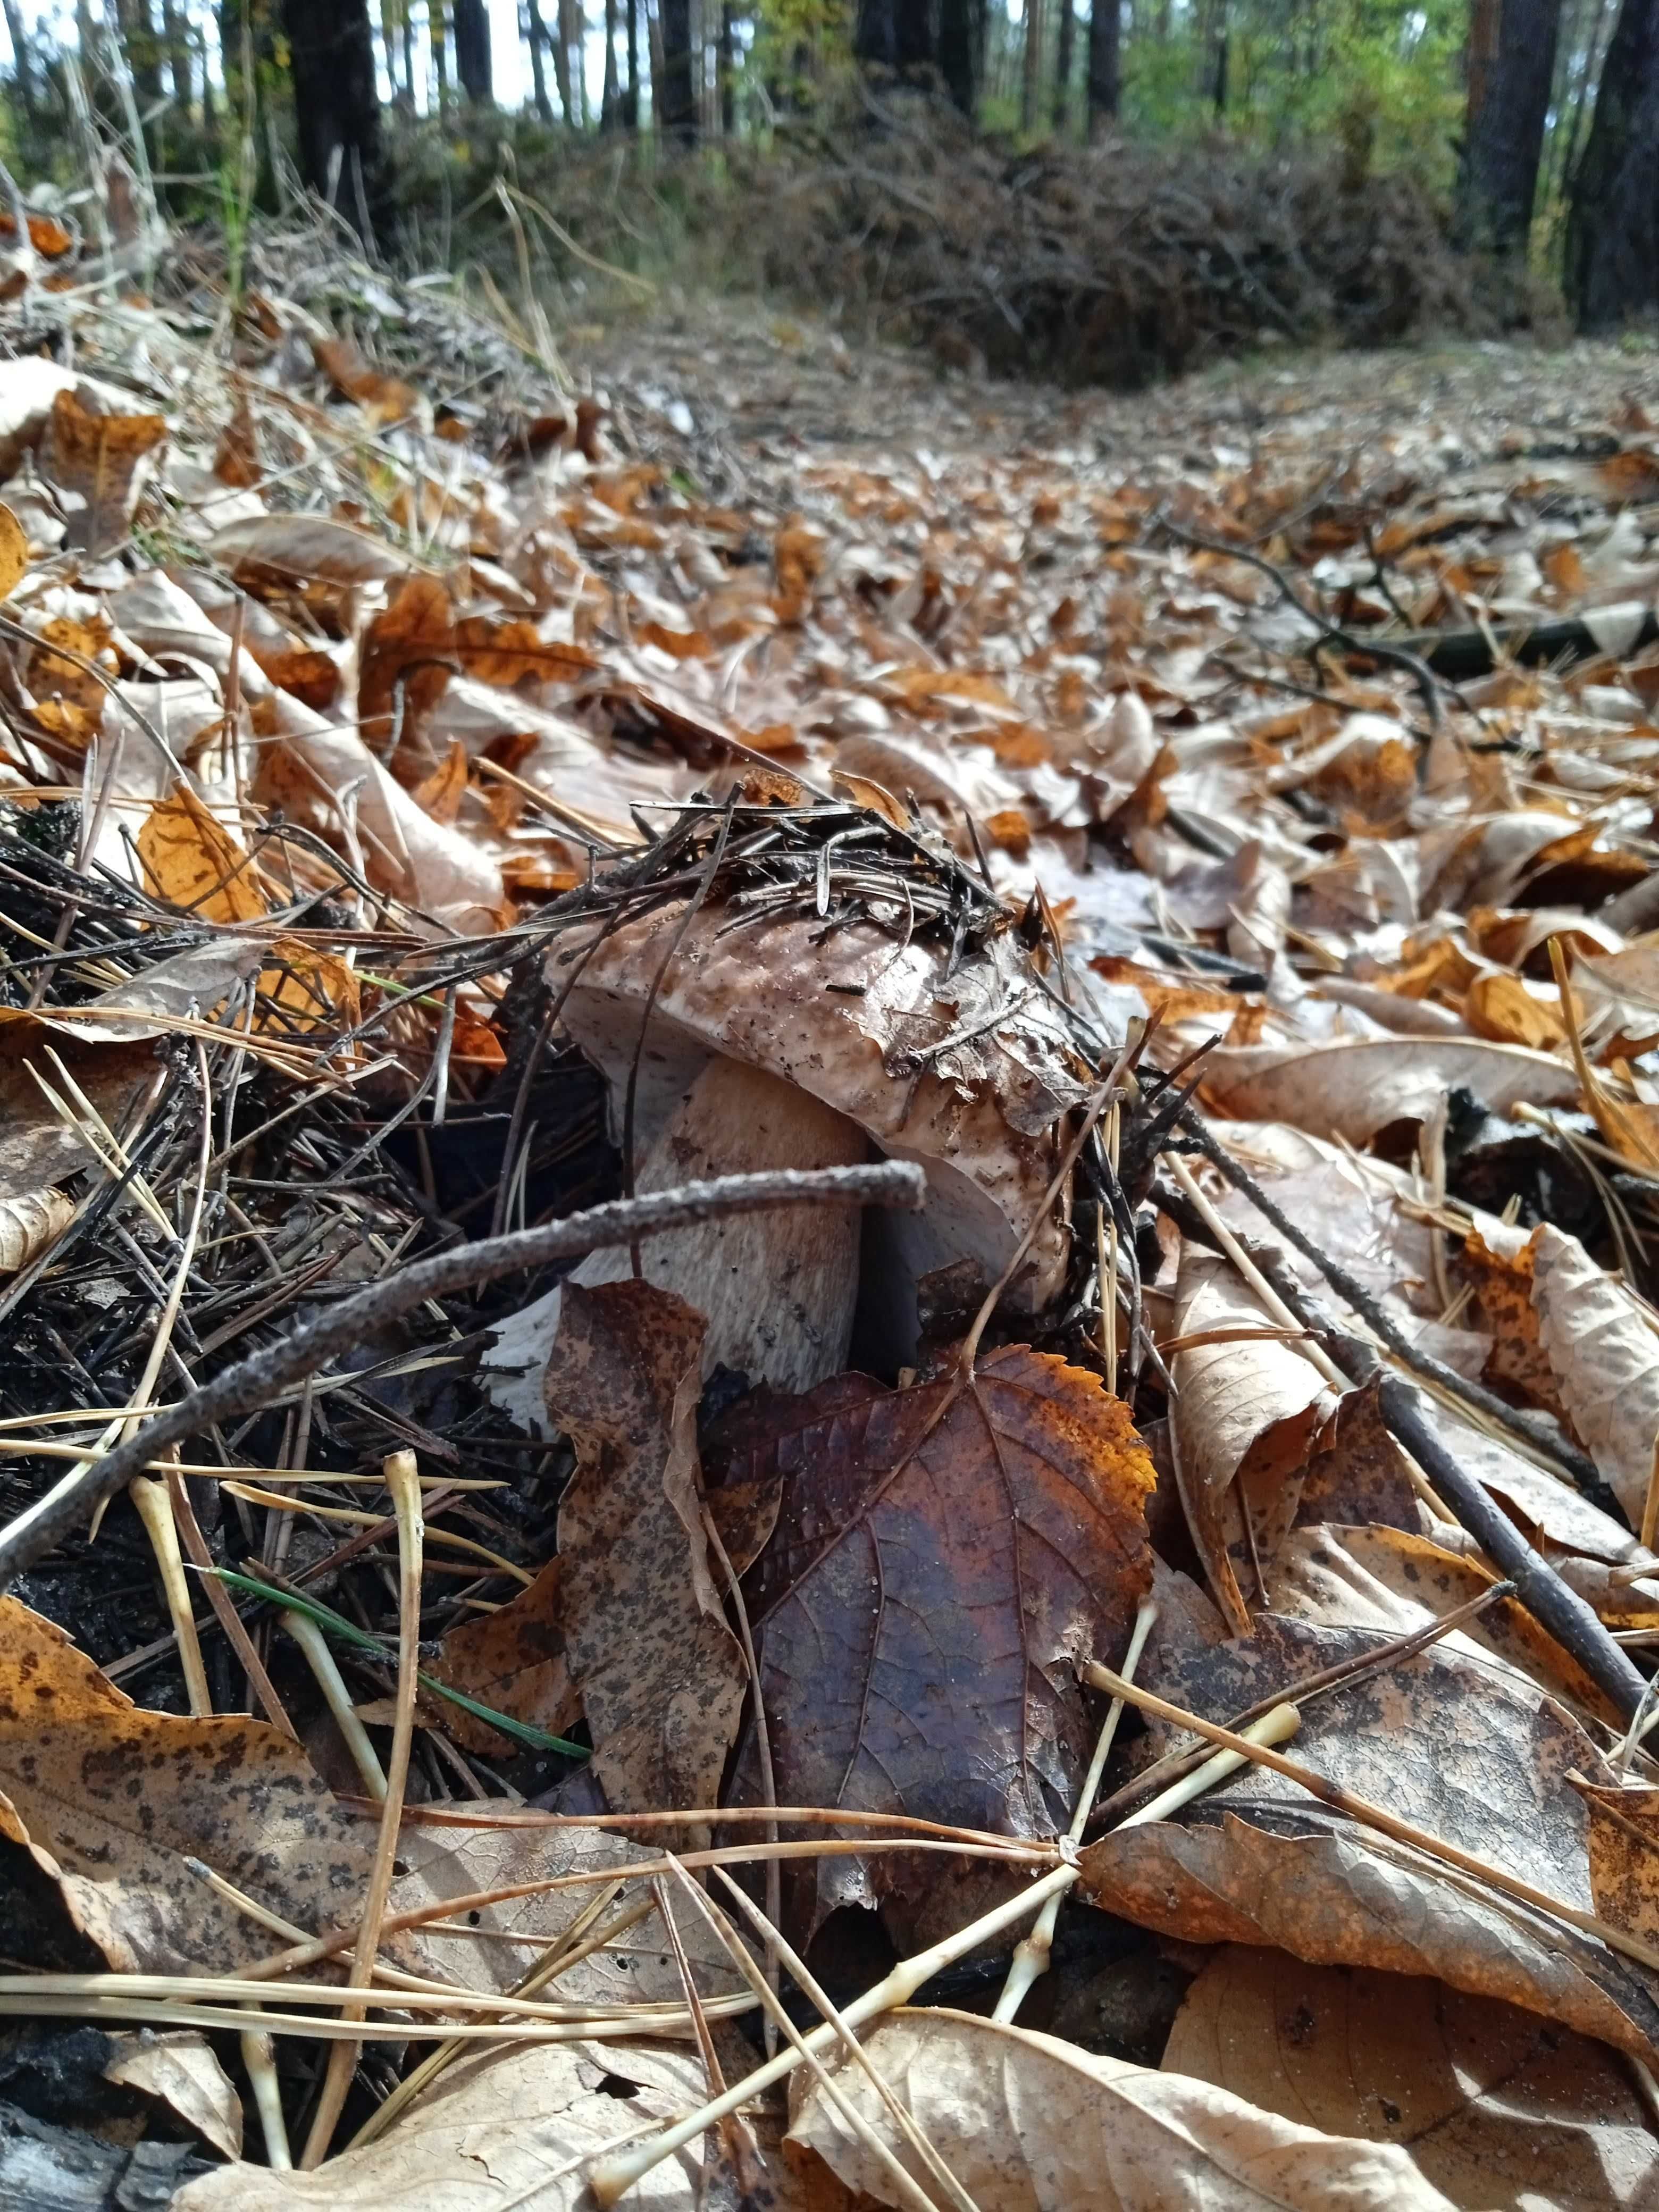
[453,0,492,99]
[852,0,934,74]
[1020,0,1043,130]
[1052,0,1074,132]
[659,0,697,135]
[282,0,384,237]
[162,0,191,105]
[1569,0,1659,325]
[118,0,163,102]
[603,0,622,123]
[1455,0,1563,254]
[938,0,980,112]
[524,0,555,118]
[625,0,640,124]
[432,0,450,113]
[719,0,734,131]
[3,0,34,111]
[1087,0,1118,130]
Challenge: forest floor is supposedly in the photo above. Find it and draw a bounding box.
[574,301,1659,474]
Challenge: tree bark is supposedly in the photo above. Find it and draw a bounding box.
[524,0,555,119]
[453,0,493,98]
[625,0,640,124]
[1020,0,1043,130]
[1052,0,1074,132]
[1454,0,1563,255]
[116,0,163,101]
[432,0,450,112]
[719,0,734,131]
[1087,0,1118,129]
[852,0,934,74]
[658,0,697,136]
[281,0,384,239]
[162,0,191,105]
[1569,0,1659,326]
[2,0,34,111]
[604,0,622,124]
[938,0,981,112]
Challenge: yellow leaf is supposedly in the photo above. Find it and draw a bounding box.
[137,785,267,925]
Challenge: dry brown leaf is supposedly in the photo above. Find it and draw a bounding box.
[210,511,419,585]
[1455,1227,1567,1419]
[312,334,420,424]
[103,2030,243,2161]
[357,574,455,766]
[1199,1037,1580,1143]
[709,1345,1154,1944]
[789,2007,1459,2212]
[40,384,167,555]
[1530,1221,1659,1525]
[547,1279,748,1814]
[412,738,470,826]
[1079,1612,1659,2066]
[1168,1243,1336,1579]
[0,1596,377,1974]
[0,1030,158,1200]
[0,1185,73,1274]
[173,2040,708,2212]
[1164,1948,1659,2209]
[1462,970,1569,1052]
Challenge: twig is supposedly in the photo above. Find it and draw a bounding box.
[301,1450,424,2167]
[0,1161,925,1584]
[994,1597,1158,2023]
[1175,1107,1602,1490]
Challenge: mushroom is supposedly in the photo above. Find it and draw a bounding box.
[551,895,1091,1380]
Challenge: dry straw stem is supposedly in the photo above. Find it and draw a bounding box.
[584,1713,1298,2207]
[0,1161,926,1582]
[1085,1660,1659,1982]
[301,1448,424,2167]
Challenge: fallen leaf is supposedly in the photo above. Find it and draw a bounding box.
[172,2040,707,2211]
[40,384,167,555]
[357,574,455,767]
[1530,1221,1659,1526]
[0,1032,158,1200]
[1200,1037,1581,1144]
[1079,1612,1659,2066]
[790,2007,1459,2211]
[548,1280,747,1815]
[210,511,419,585]
[103,2030,243,2160]
[1163,1949,1659,2209]
[710,1345,1154,1943]
[0,1186,73,1274]
[136,784,267,924]
[0,1596,378,1974]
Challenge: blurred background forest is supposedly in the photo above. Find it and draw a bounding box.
[1,0,1656,386]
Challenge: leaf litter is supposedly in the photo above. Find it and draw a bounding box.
[9,182,1659,2210]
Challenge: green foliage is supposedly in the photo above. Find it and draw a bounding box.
[1119,0,1464,195]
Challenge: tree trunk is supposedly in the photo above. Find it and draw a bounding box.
[603,0,622,123]
[1087,0,1118,129]
[938,0,979,111]
[719,0,734,131]
[453,0,492,98]
[117,0,164,101]
[658,0,697,135]
[549,0,575,121]
[282,0,384,238]
[853,0,933,73]
[1052,0,1074,132]
[524,0,555,118]
[624,0,640,123]
[1454,0,1563,254]
[1569,0,1659,326]
[3,0,34,111]
[432,0,450,113]
[1019,0,1043,129]
[401,0,417,102]
[162,0,191,105]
